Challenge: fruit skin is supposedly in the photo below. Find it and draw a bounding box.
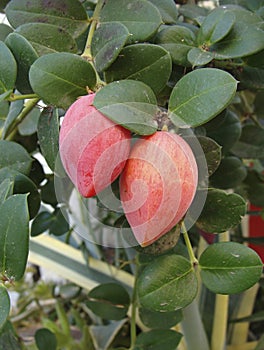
[119,131,198,247]
[59,93,131,197]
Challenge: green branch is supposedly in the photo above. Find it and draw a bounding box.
[181,222,198,265]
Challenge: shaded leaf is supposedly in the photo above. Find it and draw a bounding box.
[148,0,178,24]
[0,285,10,330]
[18,107,40,136]
[0,42,17,94]
[1,97,24,139]
[199,242,263,294]
[29,52,96,109]
[235,65,264,90]
[179,4,209,21]
[31,211,53,237]
[35,328,57,350]
[0,140,32,175]
[49,209,69,236]
[196,189,247,233]
[93,80,158,135]
[243,170,264,207]
[197,136,221,176]
[0,178,13,204]
[0,194,29,280]
[139,307,182,329]
[105,43,172,94]
[134,329,182,350]
[0,24,13,41]
[168,68,237,127]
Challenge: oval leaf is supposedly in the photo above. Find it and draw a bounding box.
[196,189,247,233]
[168,68,237,127]
[5,0,88,38]
[139,307,182,329]
[187,47,214,67]
[134,329,182,350]
[31,211,53,237]
[0,140,32,175]
[0,194,29,280]
[100,0,162,43]
[148,0,178,24]
[0,42,17,94]
[0,23,13,41]
[199,242,263,294]
[29,52,96,109]
[91,22,129,72]
[93,80,158,135]
[105,43,172,94]
[35,328,57,350]
[137,255,198,312]
[86,283,130,320]
[197,136,222,176]
[243,170,264,208]
[0,285,10,329]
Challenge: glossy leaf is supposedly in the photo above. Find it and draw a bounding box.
[5,0,89,38]
[168,68,237,127]
[100,0,162,43]
[31,211,53,237]
[139,307,182,329]
[91,22,129,72]
[197,136,221,176]
[105,43,172,94]
[0,194,29,280]
[0,179,13,204]
[0,24,13,41]
[137,255,198,312]
[15,23,78,55]
[199,242,263,294]
[37,107,59,171]
[196,189,247,233]
[155,25,196,66]
[148,0,178,24]
[0,140,32,175]
[93,80,158,135]
[134,329,182,350]
[187,47,214,67]
[35,328,57,350]
[86,283,130,320]
[0,285,10,329]
[49,209,69,236]
[231,124,264,159]
[29,52,96,109]
[0,42,17,94]
[5,33,39,94]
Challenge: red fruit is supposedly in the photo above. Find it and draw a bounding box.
[120,131,198,247]
[59,94,131,197]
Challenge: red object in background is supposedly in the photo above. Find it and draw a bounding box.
[249,203,264,263]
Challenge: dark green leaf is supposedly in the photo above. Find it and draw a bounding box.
[31,211,53,237]
[231,124,264,159]
[41,176,57,207]
[0,42,17,94]
[179,4,209,21]
[243,170,264,207]
[137,255,198,312]
[15,23,78,55]
[148,0,178,24]
[0,194,29,280]
[37,107,59,171]
[168,68,237,127]
[199,242,263,294]
[93,80,158,135]
[86,283,130,320]
[236,65,264,90]
[5,0,89,38]
[100,0,162,43]
[0,0,9,13]
[139,307,182,329]
[2,97,24,139]
[5,33,39,94]
[105,43,172,94]
[197,136,222,176]
[196,189,247,233]
[210,156,247,189]
[18,107,40,136]
[35,328,57,350]
[49,209,69,236]
[0,24,13,41]
[187,47,214,67]
[91,22,129,72]
[29,52,96,109]
[155,25,196,66]
[0,179,13,204]
[0,285,10,330]
[134,329,182,350]
[0,140,32,175]
[219,0,264,12]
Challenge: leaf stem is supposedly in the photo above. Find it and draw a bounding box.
[181,222,198,265]
[8,93,39,102]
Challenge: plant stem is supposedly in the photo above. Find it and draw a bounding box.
[8,93,39,102]
[181,222,198,265]
[129,260,139,350]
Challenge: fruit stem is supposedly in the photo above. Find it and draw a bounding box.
[181,222,198,266]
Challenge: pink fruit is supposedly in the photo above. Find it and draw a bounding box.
[59,93,131,197]
[120,131,198,247]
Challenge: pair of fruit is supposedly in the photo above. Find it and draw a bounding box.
[59,94,198,247]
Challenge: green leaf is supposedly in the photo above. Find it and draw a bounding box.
[0,140,32,175]
[134,329,182,350]
[31,211,53,237]
[5,33,39,94]
[196,189,247,233]
[168,68,237,127]
[37,107,59,171]
[93,80,158,135]
[100,0,162,43]
[0,285,10,330]
[139,307,182,329]
[210,156,247,189]
[90,320,127,350]
[148,0,178,24]
[86,283,130,320]
[155,25,196,66]
[137,255,198,312]
[5,0,89,39]
[197,136,222,176]
[15,23,78,55]
[231,124,264,159]
[35,328,57,350]
[49,209,69,236]
[29,52,96,109]
[179,4,209,21]
[236,65,264,90]
[105,43,172,94]
[91,22,129,72]
[0,42,17,94]
[199,242,263,294]
[0,24,13,42]
[0,179,13,204]
[0,194,29,281]
[187,47,214,67]
[243,170,264,207]
[1,97,24,139]
[18,107,40,136]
